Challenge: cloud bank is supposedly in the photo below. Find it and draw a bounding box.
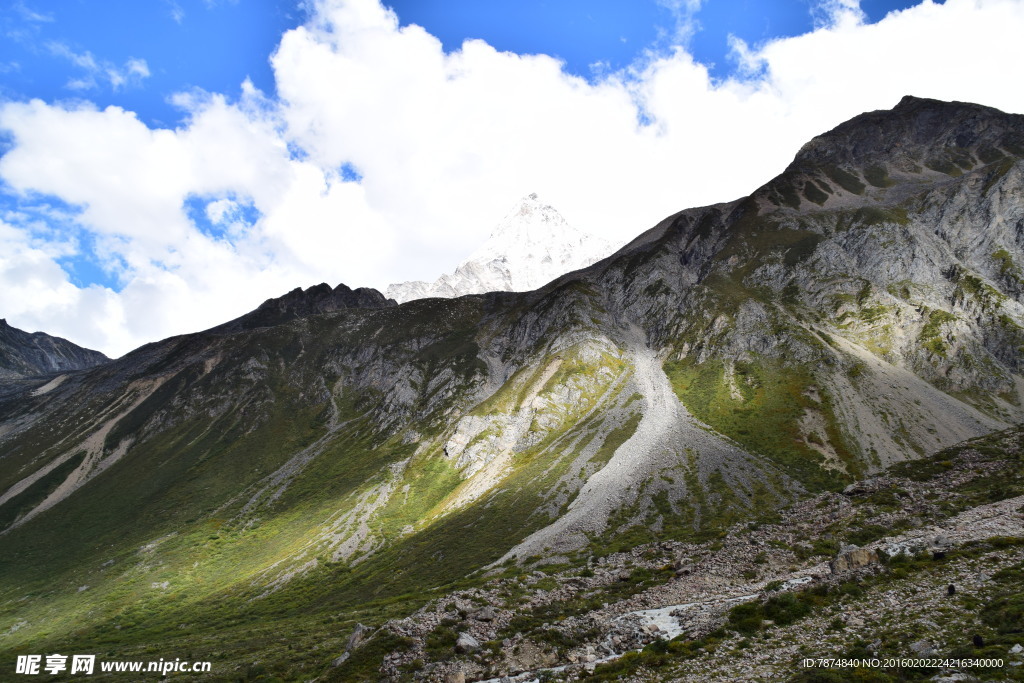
[2,0,1024,357]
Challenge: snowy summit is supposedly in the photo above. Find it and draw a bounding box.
[387,193,613,303]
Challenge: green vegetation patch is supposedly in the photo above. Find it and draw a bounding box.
[918,308,956,357]
[329,629,413,681]
[587,631,725,680]
[589,413,641,468]
[0,451,86,532]
[664,357,855,490]
[993,248,1024,286]
[864,164,895,188]
[823,165,866,195]
[803,180,830,206]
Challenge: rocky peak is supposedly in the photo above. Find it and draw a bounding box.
[218,283,396,332]
[386,193,612,302]
[791,95,1022,171]
[486,192,567,241]
[759,96,1024,212]
[0,318,109,378]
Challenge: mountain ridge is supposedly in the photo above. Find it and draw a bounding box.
[1,95,1023,681]
[0,318,109,380]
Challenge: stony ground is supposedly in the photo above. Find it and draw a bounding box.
[323,426,1024,682]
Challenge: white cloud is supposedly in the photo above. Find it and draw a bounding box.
[13,2,53,23]
[2,0,1024,357]
[167,1,185,24]
[653,0,704,44]
[810,0,868,29]
[47,42,150,91]
[0,220,127,354]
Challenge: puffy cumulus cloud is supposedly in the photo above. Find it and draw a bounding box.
[0,220,127,354]
[0,85,394,356]
[272,0,1024,276]
[2,0,1024,357]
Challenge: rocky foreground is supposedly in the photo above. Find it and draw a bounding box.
[327,427,1024,682]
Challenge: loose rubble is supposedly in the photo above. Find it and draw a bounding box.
[331,430,1024,681]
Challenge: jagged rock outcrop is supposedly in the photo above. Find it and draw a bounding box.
[0,318,108,379]
[216,282,396,332]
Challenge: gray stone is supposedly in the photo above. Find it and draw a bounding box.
[472,606,497,622]
[346,623,371,652]
[455,633,481,654]
[830,547,880,574]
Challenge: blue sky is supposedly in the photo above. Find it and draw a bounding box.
[1,0,1021,356]
[0,0,301,128]
[2,0,923,128]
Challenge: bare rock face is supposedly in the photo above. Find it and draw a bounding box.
[0,318,108,379]
[830,546,880,574]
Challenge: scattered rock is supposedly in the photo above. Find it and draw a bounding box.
[455,633,480,654]
[347,623,371,652]
[829,547,879,574]
[909,640,935,656]
[674,562,695,576]
[472,606,497,622]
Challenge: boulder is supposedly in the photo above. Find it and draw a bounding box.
[346,623,372,651]
[455,633,481,654]
[829,546,879,574]
[472,606,497,622]
[674,562,695,577]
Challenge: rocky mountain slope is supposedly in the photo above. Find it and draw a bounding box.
[0,318,108,379]
[386,193,613,303]
[356,426,1024,682]
[0,96,1022,681]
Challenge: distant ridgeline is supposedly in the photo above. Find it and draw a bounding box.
[0,318,108,380]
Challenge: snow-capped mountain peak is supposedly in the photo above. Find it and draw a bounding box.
[386,194,612,303]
